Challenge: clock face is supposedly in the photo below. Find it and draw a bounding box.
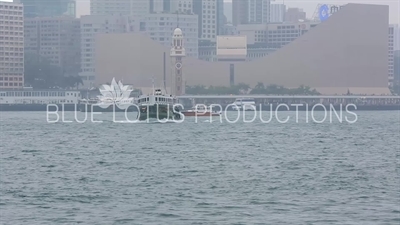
[175,62,182,70]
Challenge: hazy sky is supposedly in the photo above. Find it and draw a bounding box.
[4,0,399,23]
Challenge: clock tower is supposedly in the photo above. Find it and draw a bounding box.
[170,27,185,96]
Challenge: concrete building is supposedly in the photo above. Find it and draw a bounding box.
[285,8,306,22]
[0,1,24,89]
[94,4,391,95]
[90,0,151,19]
[200,21,318,61]
[232,0,248,26]
[247,0,270,24]
[232,0,270,25]
[223,1,232,23]
[193,0,224,42]
[79,15,134,87]
[266,22,319,49]
[216,36,247,85]
[394,24,399,51]
[24,16,80,76]
[170,0,193,13]
[16,0,75,18]
[143,13,198,58]
[270,4,286,23]
[237,24,267,45]
[388,25,395,86]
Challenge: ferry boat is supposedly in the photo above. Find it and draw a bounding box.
[182,105,221,116]
[0,88,81,111]
[79,96,136,112]
[231,98,256,111]
[137,88,181,121]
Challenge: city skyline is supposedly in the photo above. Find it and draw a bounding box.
[3,0,399,23]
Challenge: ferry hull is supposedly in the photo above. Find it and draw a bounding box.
[0,104,78,111]
[79,104,137,112]
[137,105,181,121]
[182,111,221,116]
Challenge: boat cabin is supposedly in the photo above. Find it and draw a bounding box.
[233,98,256,106]
[137,89,177,105]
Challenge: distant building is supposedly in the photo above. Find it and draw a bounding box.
[143,13,198,58]
[223,1,232,23]
[237,24,267,45]
[394,24,399,51]
[394,50,400,85]
[170,0,193,14]
[15,0,75,18]
[94,4,392,95]
[388,25,395,86]
[232,0,248,26]
[285,8,306,22]
[90,0,151,19]
[247,0,270,24]
[193,0,224,42]
[24,17,81,76]
[232,0,271,25]
[270,4,286,23]
[79,15,135,87]
[0,1,24,89]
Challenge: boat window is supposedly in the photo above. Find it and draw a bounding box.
[147,97,149,101]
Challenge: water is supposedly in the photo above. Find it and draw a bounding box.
[1,111,399,224]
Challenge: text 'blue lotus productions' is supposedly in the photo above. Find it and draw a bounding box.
[319,4,329,21]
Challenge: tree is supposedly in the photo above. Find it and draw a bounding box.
[236,82,250,94]
[24,53,83,89]
[24,53,64,89]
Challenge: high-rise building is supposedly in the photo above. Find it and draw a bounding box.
[90,0,150,19]
[232,0,248,26]
[232,0,270,25]
[0,1,24,89]
[394,24,399,51]
[388,25,395,86]
[144,13,198,58]
[223,1,232,24]
[193,0,224,42]
[24,17,81,76]
[248,0,270,24]
[16,0,75,18]
[170,0,192,13]
[270,4,286,23]
[79,15,133,87]
[285,8,306,22]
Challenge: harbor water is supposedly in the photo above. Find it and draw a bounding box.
[0,111,399,224]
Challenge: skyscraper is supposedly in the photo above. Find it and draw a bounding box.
[193,0,224,42]
[270,3,286,23]
[90,0,150,18]
[16,0,75,18]
[232,0,270,25]
[0,1,24,89]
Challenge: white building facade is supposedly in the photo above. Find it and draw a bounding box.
[270,4,286,23]
[0,1,24,89]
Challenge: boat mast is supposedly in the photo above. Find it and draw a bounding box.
[152,76,155,95]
